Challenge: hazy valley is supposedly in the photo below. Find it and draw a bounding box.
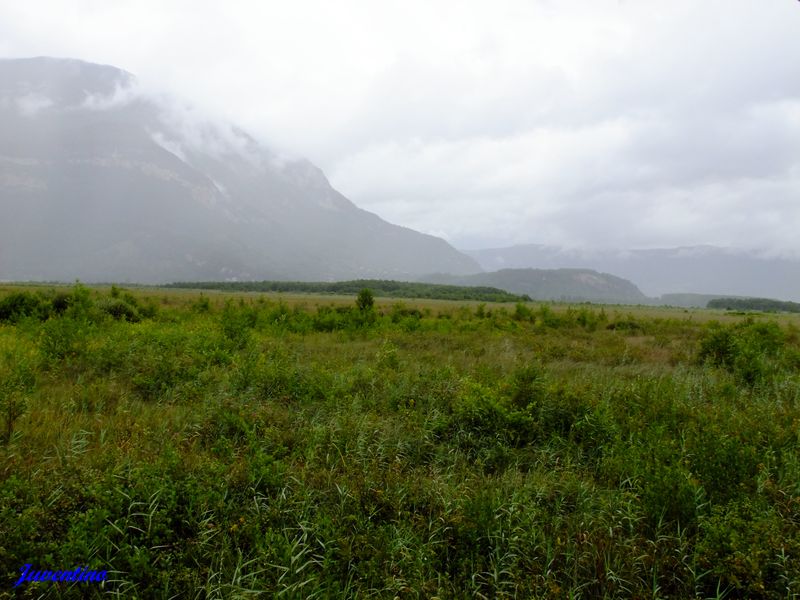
[2,28,800,598]
[4,57,800,308]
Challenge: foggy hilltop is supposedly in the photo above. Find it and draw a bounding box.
[0,57,478,283]
[2,57,800,306]
[465,244,800,304]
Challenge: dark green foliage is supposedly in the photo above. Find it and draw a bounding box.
[98,297,141,322]
[0,352,35,444]
[0,291,50,323]
[708,296,800,313]
[698,324,737,367]
[574,306,606,331]
[356,287,375,312]
[192,294,212,313]
[220,300,257,348]
[698,319,786,385]
[506,363,546,409]
[39,316,90,361]
[50,291,72,315]
[166,278,529,302]
[688,425,760,503]
[697,499,800,598]
[606,318,642,332]
[512,301,534,322]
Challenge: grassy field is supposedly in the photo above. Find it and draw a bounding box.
[1,284,799,598]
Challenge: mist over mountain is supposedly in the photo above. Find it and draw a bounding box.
[466,244,800,303]
[424,268,647,304]
[0,57,479,283]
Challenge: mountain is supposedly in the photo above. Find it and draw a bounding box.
[423,268,647,304]
[465,244,800,302]
[0,57,480,283]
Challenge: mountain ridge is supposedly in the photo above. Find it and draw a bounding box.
[0,57,480,283]
[422,268,647,304]
[464,243,800,302]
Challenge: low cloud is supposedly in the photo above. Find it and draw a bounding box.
[1,0,799,252]
[15,92,53,116]
[80,81,138,111]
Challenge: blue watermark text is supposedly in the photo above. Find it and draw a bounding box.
[14,564,107,587]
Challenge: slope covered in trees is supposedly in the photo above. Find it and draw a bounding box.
[707,297,800,313]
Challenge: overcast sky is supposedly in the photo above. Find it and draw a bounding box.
[1,1,799,251]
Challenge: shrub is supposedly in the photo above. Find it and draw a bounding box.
[698,324,737,368]
[536,304,562,328]
[534,384,592,439]
[356,288,375,312]
[512,302,534,322]
[50,292,72,315]
[697,319,786,385]
[193,295,212,313]
[220,300,257,348]
[606,319,642,333]
[0,353,35,444]
[389,303,422,323]
[506,363,546,410]
[0,292,49,323]
[39,318,89,362]
[313,305,349,332]
[98,298,141,322]
[446,379,537,454]
[688,425,760,503]
[64,282,96,322]
[697,500,796,599]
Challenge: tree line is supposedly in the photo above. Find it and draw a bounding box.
[707,297,800,313]
[165,279,530,303]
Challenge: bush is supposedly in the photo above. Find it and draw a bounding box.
[313,305,350,332]
[98,298,141,322]
[697,319,786,385]
[389,303,422,323]
[64,283,96,322]
[193,295,212,313]
[39,318,89,362]
[51,292,72,315]
[220,301,257,348]
[506,363,546,410]
[697,500,797,598]
[0,353,35,444]
[512,302,534,322]
[356,288,375,312]
[0,292,50,323]
[446,379,537,455]
[698,324,737,368]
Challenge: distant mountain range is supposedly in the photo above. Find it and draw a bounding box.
[465,244,800,303]
[3,57,796,307]
[0,57,479,283]
[424,268,647,304]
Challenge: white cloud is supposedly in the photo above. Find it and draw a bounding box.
[1,0,799,251]
[80,82,138,111]
[15,92,53,116]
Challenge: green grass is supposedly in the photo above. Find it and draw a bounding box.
[1,283,799,598]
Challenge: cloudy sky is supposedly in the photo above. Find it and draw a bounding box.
[1,1,799,251]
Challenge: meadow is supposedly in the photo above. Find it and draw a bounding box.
[1,284,799,598]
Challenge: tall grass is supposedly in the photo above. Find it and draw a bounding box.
[0,284,798,598]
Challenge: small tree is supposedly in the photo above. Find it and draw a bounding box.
[356,288,375,312]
